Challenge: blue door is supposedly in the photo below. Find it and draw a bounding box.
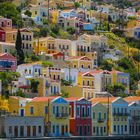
[54,86,56,94]
[20,109,24,117]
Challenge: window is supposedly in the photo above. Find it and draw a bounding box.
[9,126,12,134]
[87,106,90,116]
[93,127,95,133]
[30,106,34,115]
[53,106,55,114]
[38,126,41,133]
[77,106,80,116]
[83,80,85,86]
[104,113,106,119]
[125,125,127,131]
[104,127,106,133]
[53,125,55,133]
[45,106,48,114]
[20,126,24,136]
[114,125,116,132]
[81,65,84,68]
[88,125,90,134]
[87,81,90,86]
[93,112,95,119]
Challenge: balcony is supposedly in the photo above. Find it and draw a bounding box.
[80,115,90,119]
[132,116,140,120]
[55,113,69,119]
[98,118,104,123]
[113,113,129,116]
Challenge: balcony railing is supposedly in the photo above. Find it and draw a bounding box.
[55,113,69,119]
[80,115,91,118]
[132,116,140,120]
[98,118,104,123]
[113,113,129,116]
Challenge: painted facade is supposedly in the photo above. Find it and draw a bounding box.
[111,70,130,94]
[91,102,108,136]
[0,53,17,72]
[67,98,92,136]
[25,96,70,136]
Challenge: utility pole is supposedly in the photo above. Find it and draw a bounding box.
[107,94,110,136]
[69,64,71,84]
[48,0,50,23]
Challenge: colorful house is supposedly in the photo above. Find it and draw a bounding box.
[66,56,93,70]
[124,96,140,135]
[33,37,48,54]
[20,28,34,54]
[91,102,108,136]
[67,97,92,136]
[90,69,112,92]
[25,96,70,136]
[0,42,15,54]
[16,62,42,77]
[111,70,130,94]
[0,53,17,72]
[77,71,94,88]
[0,27,17,43]
[0,18,12,29]
[90,97,129,135]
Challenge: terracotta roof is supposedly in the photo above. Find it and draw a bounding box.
[124,96,140,103]
[66,97,80,101]
[110,70,122,74]
[90,97,117,104]
[31,96,58,102]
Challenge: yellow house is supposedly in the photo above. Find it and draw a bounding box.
[46,37,56,54]
[25,96,70,136]
[78,71,94,88]
[8,96,31,116]
[33,37,47,54]
[66,56,93,69]
[111,70,130,94]
[91,102,108,136]
[0,28,17,43]
[90,97,129,135]
[0,95,9,112]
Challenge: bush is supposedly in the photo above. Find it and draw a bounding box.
[42,61,53,67]
[133,52,140,62]
[24,10,32,17]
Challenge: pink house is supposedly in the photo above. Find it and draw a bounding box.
[0,53,17,71]
[0,18,12,29]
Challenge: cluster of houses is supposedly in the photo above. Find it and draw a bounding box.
[0,95,140,138]
[1,0,140,138]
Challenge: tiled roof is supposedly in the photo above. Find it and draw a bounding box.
[31,96,58,102]
[124,96,140,103]
[66,97,80,101]
[90,97,117,104]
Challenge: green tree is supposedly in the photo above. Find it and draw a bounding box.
[0,72,20,98]
[74,2,80,9]
[0,2,22,26]
[15,29,25,65]
[24,10,32,17]
[30,79,39,93]
[42,61,53,67]
[61,89,69,98]
[40,28,48,37]
[106,84,126,97]
[67,27,76,34]
[100,59,114,71]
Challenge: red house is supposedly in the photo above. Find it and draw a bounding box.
[67,97,92,136]
[46,52,64,60]
[0,53,17,71]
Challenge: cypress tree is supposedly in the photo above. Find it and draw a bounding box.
[15,29,25,65]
